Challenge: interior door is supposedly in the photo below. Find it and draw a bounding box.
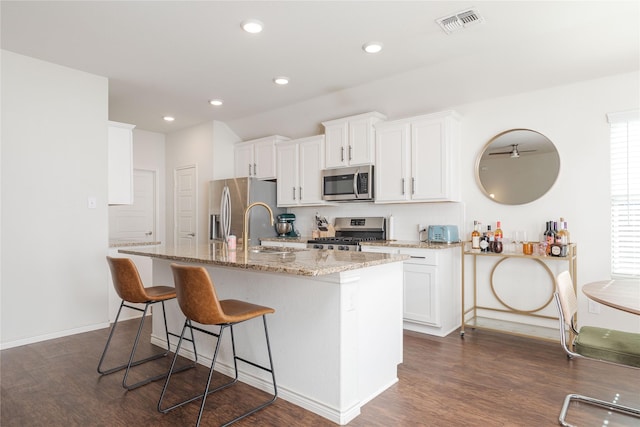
[109,169,156,241]
[175,165,197,250]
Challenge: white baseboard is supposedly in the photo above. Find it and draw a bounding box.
[1,322,110,350]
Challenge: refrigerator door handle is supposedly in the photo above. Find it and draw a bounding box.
[221,185,231,241]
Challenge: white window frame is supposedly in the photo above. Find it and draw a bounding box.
[607,110,640,278]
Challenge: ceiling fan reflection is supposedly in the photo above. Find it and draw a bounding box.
[488,144,536,158]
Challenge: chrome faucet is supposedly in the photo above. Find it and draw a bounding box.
[243,202,275,261]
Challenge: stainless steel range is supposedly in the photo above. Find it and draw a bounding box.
[307,217,386,251]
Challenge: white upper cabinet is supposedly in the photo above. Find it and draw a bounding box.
[375,110,461,203]
[276,135,326,207]
[108,121,135,205]
[234,135,289,179]
[322,112,386,168]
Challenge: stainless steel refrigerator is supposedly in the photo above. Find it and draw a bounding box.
[208,177,284,247]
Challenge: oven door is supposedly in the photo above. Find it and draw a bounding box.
[322,165,373,201]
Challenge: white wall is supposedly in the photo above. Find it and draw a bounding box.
[164,120,239,246]
[131,129,166,243]
[213,121,240,180]
[458,72,640,333]
[285,72,640,334]
[1,50,110,348]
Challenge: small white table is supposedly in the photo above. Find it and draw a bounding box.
[582,279,640,315]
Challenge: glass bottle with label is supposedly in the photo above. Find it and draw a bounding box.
[471,221,481,250]
[486,225,494,252]
[479,228,490,253]
[543,221,555,255]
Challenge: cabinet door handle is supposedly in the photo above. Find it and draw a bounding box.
[254,163,257,175]
[292,187,296,200]
[349,145,353,161]
[187,233,195,237]
[412,177,416,195]
[145,231,152,236]
[248,164,252,176]
[341,146,345,162]
[299,187,303,201]
[401,178,405,195]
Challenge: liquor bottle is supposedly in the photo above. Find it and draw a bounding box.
[560,217,571,244]
[479,228,490,252]
[551,219,569,257]
[556,221,568,245]
[486,225,494,252]
[494,221,503,242]
[543,221,555,255]
[471,221,481,250]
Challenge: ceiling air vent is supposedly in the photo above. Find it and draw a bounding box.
[436,8,484,34]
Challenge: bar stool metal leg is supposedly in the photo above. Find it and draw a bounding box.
[97,299,198,390]
[158,316,277,427]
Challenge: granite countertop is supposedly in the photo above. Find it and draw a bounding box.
[109,240,162,248]
[361,240,462,250]
[118,243,408,277]
[260,236,310,243]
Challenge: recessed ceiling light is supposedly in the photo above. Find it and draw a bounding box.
[362,42,383,54]
[241,19,263,34]
[163,116,175,122]
[209,99,223,106]
[273,76,289,85]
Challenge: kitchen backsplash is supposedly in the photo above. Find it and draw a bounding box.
[289,202,465,241]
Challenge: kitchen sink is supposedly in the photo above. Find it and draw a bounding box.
[249,247,294,255]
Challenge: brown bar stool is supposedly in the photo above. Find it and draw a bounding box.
[98,256,197,390]
[158,263,277,427]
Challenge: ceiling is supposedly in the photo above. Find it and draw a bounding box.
[2,1,639,139]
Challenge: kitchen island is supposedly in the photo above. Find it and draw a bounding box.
[118,243,407,425]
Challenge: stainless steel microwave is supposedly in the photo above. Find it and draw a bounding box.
[322,165,374,201]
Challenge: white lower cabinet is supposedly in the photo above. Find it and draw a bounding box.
[361,245,460,337]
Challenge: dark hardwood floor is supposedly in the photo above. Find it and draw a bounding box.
[2,318,638,426]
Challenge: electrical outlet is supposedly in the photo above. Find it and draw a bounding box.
[588,300,601,314]
[418,224,425,232]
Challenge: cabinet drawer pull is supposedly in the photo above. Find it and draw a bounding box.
[410,256,426,259]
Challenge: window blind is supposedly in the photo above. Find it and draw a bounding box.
[608,110,640,277]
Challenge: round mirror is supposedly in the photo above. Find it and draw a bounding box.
[476,129,560,205]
